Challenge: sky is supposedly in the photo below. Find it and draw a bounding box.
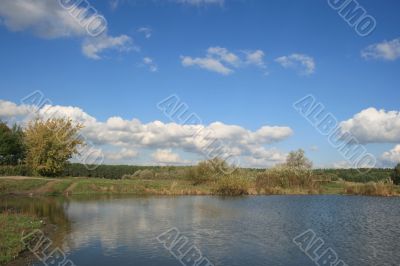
[0,0,399,168]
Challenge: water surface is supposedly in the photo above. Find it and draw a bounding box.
[4,195,400,266]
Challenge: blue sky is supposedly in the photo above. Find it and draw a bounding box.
[0,0,399,168]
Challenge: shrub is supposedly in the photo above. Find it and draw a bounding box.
[214,173,250,196]
[284,149,312,169]
[132,169,155,179]
[0,165,32,176]
[63,163,143,179]
[189,158,228,185]
[255,166,317,191]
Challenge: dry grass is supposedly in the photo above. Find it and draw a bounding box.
[344,181,398,196]
[213,173,251,196]
[255,167,319,194]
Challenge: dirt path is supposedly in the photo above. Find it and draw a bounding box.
[64,181,78,195]
[33,180,62,194]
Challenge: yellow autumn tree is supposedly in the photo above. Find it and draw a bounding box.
[24,118,84,176]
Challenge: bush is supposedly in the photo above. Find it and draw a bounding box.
[256,166,317,191]
[133,169,155,179]
[188,158,228,185]
[214,173,250,196]
[0,165,32,176]
[63,163,144,179]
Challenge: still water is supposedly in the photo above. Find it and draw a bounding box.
[4,195,400,266]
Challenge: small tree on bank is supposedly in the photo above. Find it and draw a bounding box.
[391,163,400,185]
[284,149,313,169]
[24,118,84,176]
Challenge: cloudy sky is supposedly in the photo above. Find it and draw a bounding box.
[0,0,399,168]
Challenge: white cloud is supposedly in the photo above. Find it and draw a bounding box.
[0,0,135,59]
[340,108,400,144]
[241,148,287,168]
[0,100,32,118]
[207,47,240,66]
[152,149,188,165]
[0,99,293,167]
[380,145,400,166]
[142,57,158,72]
[181,47,266,75]
[275,53,315,75]
[361,37,400,61]
[82,34,134,60]
[181,56,233,75]
[137,27,152,39]
[105,148,138,161]
[244,50,266,68]
[0,0,87,38]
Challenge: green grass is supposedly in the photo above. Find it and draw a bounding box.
[44,180,74,196]
[0,179,49,195]
[0,177,398,197]
[70,178,211,195]
[0,213,43,264]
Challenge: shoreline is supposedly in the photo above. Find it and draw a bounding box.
[0,176,399,197]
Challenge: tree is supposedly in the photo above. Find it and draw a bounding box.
[391,163,400,185]
[24,118,84,176]
[0,121,25,165]
[284,149,313,169]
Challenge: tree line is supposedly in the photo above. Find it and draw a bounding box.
[0,118,399,185]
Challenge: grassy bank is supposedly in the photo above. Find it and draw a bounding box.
[0,176,398,197]
[0,212,43,264]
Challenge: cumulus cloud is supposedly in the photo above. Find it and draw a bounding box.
[105,148,138,161]
[340,108,400,144]
[0,99,292,166]
[0,100,32,118]
[181,47,266,75]
[152,149,189,165]
[0,0,135,59]
[0,0,87,38]
[244,50,266,68]
[142,57,158,72]
[380,145,400,166]
[361,37,400,61]
[275,53,315,75]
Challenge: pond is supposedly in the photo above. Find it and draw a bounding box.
[3,195,400,266]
